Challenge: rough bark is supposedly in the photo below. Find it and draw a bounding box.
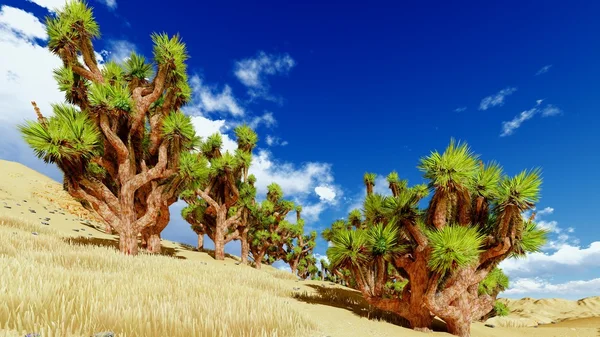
[119,229,138,256]
[240,229,249,265]
[197,234,204,250]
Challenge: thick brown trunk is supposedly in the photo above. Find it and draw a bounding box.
[433,192,448,229]
[214,235,225,260]
[240,230,249,265]
[446,317,471,337]
[254,252,265,269]
[146,232,161,253]
[214,207,226,260]
[197,233,204,250]
[119,230,138,255]
[291,260,299,275]
[366,184,373,196]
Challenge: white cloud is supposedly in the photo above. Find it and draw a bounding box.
[265,135,288,147]
[104,40,136,63]
[536,207,554,216]
[249,111,277,129]
[249,149,334,198]
[189,75,244,116]
[541,104,562,117]
[504,277,600,298]
[0,6,47,41]
[535,65,552,76]
[25,0,66,12]
[315,186,336,202]
[500,101,561,137]
[234,51,295,99]
[454,106,467,113]
[301,202,326,223]
[499,242,600,278]
[188,115,237,154]
[479,87,517,111]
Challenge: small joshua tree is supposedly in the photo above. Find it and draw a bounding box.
[325,139,548,337]
[273,206,317,275]
[247,183,296,269]
[180,126,257,260]
[19,1,198,255]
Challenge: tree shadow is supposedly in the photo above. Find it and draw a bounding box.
[292,284,448,332]
[177,242,240,260]
[63,236,186,259]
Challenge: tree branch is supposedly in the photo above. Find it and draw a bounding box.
[99,114,128,164]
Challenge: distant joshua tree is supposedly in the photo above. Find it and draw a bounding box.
[324,139,548,337]
[180,125,257,261]
[19,1,198,255]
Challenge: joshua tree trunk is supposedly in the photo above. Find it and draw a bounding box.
[118,229,139,256]
[253,250,266,269]
[197,233,204,250]
[240,229,249,265]
[290,259,299,275]
[214,224,225,260]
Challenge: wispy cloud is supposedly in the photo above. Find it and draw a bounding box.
[454,106,467,113]
[500,100,562,137]
[479,87,517,111]
[234,51,295,100]
[104,40,136,63]
[249,111,277,129]
[265,135,288,147]
[503,277,600,298]
[535,64,552,76]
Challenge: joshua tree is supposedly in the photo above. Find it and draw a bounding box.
[179,126,257,260]
[363,172,376,196]
[19,1,197,255]
[248,183,296,269]
[325,139,548,336]
[298,254,319,280]
[477,267,510,320]
[273,206,318,275]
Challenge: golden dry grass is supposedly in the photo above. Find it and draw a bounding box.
[0,216,317,337]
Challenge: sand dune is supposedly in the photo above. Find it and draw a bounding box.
[1,159,599,337]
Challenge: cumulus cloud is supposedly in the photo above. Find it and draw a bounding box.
[0,6,47,41]
[188,115,238,154]
[479,87,517,111]
[535,65,552,76]
[234,51,295,100]
[188,75,245,116]
[500,100,562,137]
[25,0,66,12]
[315,186,336,202]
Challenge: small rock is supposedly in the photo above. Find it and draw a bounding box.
[29,210,36,213]
[3,206,11,209]
[41,222,49,226]
[44,217,50,221]
[80,228,85,231]
[88,233,93,236]
[31,232,38,235]
[293,287,300,291]
[24,333,41,337]
[93,332,115,337]
[16,203,21,206]
[484,324,495,328]
[23,200,27,202]
[73,229,80,232]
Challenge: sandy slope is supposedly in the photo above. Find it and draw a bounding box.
[1,159,599,337]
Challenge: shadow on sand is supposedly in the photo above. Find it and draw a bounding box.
[63,236,186,259]
[292,284,448,332]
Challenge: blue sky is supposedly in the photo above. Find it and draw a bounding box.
[0,0,599,299]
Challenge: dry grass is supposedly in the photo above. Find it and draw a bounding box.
[0,216,317,337]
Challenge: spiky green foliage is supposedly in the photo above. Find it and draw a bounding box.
[497,169,543,211]
[46,1,100,54]
[124,52,154,80]
[234,124,258,152]
[494,301,510,316]
[364,172,376,186]
[327,229,368,270]
[479,267,509,296]
[510,220,549,257]
[366,223,406,258]
[386,171,399,184]
[19,104,101,167]
[418,138,479,191]
[427,225,484,273]
[161,112,196,147]
[473,161,503,199]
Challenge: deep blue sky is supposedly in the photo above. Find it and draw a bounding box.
[2,0,599,297]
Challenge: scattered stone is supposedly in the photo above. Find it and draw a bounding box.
[93,332,115,337]
[49,211,55,214]
[31,232,38,236]
[73,229,80,232]
[80,228,85,231]
[29,210,36,213]
[23,200,27,202]
[88,233,93,236]
[16,203,21,206]
[3,206,11,209]
[44,217,50,221]
[41,222,50,226]
[484,324,495,328]
[24,333,41,337]
[293,287,300,291]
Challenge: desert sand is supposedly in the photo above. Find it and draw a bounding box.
[1,159,599,337]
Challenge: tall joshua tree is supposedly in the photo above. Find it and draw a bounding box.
[19,1,197,255]
[325,139,548,337]
[180,126,257,260]
[363,172,376,196]
[248,183,296,269]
